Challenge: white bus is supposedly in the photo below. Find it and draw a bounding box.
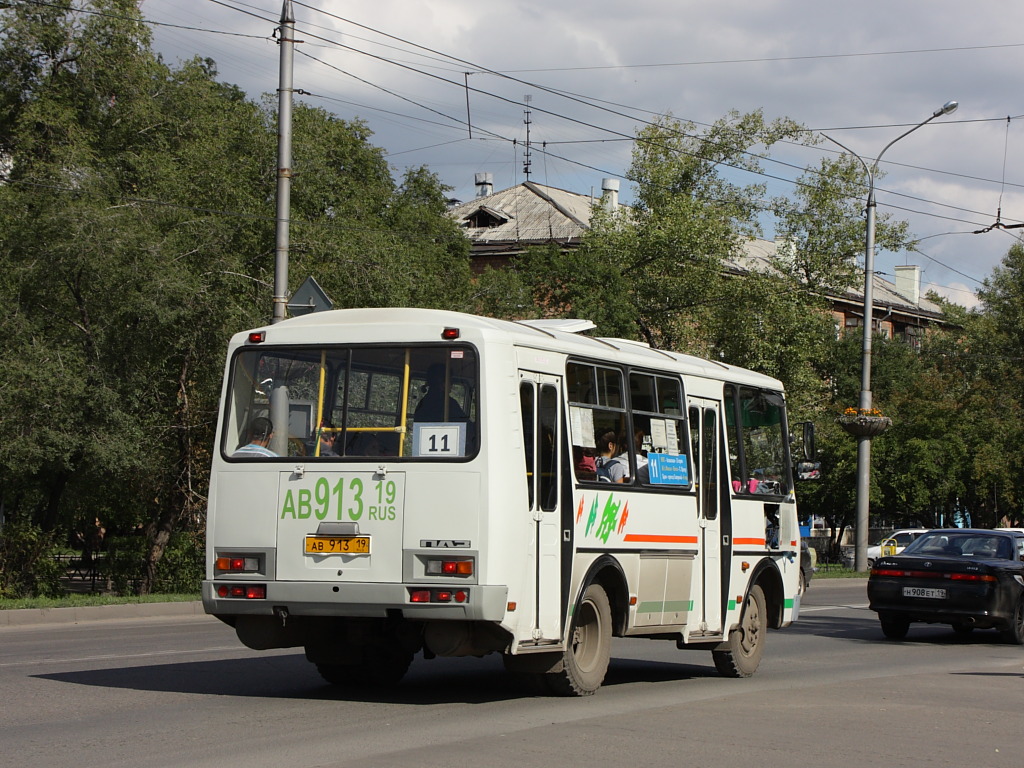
[204,308,813,695]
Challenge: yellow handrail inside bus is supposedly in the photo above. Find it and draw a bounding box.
[313,349,327,457]
[398,348,411,457]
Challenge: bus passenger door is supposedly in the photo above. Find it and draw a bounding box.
[519,373,562,642]
[689,398,723,635]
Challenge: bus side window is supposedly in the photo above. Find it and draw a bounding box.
[567,362,626,484]
[520,382,536,509]
[629,371,689,488]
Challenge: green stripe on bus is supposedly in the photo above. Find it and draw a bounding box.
[636,600,694,612]
[784,598,795,609]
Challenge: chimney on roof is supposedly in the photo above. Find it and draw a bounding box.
[894,265,921,305]
[601,178,620,212]
[474,172,493,197]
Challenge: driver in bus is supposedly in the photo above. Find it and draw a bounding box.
[415,363,467,422]
[317,422,339,457]
[232,417,278,458]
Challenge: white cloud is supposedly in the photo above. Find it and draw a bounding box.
[142,0,1024,297]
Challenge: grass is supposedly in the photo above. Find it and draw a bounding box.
[813,566,869,579]
[0,593,200,611]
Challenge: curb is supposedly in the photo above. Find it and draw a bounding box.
[0,601,206,628]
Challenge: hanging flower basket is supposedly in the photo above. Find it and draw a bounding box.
[837,408,892,437]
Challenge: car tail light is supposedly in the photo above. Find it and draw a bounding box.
[425,558,473,576]
[949,573,997,582]
[871,568,943,578]
[872,568,997,582]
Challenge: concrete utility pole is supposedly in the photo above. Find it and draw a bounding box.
[823,100,958,571]
[272,0,296,324]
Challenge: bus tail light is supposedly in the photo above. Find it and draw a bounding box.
[425,558,474,576]
[216,556,260,573]
[217,584,267,599]
[409,588,470,604]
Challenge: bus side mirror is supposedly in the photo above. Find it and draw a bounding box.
[801,421,815,460]
[796,460,821,481]
[793,422,819,481]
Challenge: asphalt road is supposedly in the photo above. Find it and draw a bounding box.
[2,580,1022,768]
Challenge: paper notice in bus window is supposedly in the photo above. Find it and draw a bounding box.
[413,423,466,457]
[650,419,668,451]
[570,406,596,448]
[665,419,680,454]
[647,453,689,485]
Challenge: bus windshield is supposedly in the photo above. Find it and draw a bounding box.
[725,385,791,496]
[222,344,478,460]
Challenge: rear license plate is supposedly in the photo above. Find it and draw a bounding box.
[903,586,946,599]
[304,536,370,555]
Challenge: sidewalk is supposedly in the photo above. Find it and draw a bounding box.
[0,600,205,628]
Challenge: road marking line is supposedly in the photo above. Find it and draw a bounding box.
[0,645,248,669]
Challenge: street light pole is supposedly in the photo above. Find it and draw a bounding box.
[823,100,958,572]
[272,0,296,325]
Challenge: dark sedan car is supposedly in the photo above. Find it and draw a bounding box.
[868,528,1024,643]
[799,540,814,594]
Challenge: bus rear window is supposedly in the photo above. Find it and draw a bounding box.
[223,345,478,460]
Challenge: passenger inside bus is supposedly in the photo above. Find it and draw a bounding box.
[415,363,467,422]
[595,432,627,483]
[632,429,650,483]
[232,417,278,458]
[317,422,338,457]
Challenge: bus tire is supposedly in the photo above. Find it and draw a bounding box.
[546,582,612,696]
[712,584,766,678]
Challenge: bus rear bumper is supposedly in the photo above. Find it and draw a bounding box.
[202,580,509,623]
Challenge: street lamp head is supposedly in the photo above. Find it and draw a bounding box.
[934,100,958,117]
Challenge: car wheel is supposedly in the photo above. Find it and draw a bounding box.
[879,613,909,640]
[951,622,974,636]
[1000,596,1024,645]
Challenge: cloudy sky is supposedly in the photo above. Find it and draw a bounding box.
[141,0,1024,308]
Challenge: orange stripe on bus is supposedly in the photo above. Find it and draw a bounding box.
[622,534,699,544]
[733,537,766,546]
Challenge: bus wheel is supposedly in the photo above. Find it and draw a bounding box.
[546,582,612,696]
[712,584,766,678]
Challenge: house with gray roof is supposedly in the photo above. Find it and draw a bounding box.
[450,177,946,344]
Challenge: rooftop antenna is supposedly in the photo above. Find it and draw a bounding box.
[523,95,532,180]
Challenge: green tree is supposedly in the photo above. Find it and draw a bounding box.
[772,154,910,294]
[0,0,472,596]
